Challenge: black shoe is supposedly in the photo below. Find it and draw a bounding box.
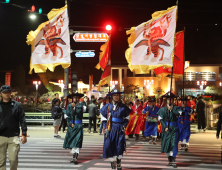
[70,153,78,164]
[184,144,188,152]
[111,161,116,169]
[153,138,156,145]
[135,134,139,141]
[117,158,122,170]
[167,156,172,166]
[128,134,133,138]
[93,131,98,133]
[172,157,177,168]
[54,135,61,138]
[180,144,184,150]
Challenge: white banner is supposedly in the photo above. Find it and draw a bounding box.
[32,9,70,65]
[131,7,177,67]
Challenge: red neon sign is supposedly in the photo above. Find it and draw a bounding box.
[73,33,109,42]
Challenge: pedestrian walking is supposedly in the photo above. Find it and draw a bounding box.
[52,99,62,138]
[59,97,68,133]
[63,92,87,164]
[100,88,131,170]
[196,96,206,132]
[216,111,222,139]
[88,99,99,133]
[0,85,27,170]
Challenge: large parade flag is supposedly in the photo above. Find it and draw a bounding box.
[26,5,70,74]
[95,35,111,71]
[125,6,177,74]
[96,34,111,91]
[97,65,111,91]
[154,30,184,79]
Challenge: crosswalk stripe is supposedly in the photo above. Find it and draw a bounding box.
[6,163,81,168]
[17,169,78,170]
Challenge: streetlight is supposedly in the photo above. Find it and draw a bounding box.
[30,14,36,19]
[33,81,41,90]
[58,80,64,94]
[220,82,222,87]
[144,79,154,96]
[33,81,41,105]
[110,81,118,89]
[184,61,190,69]
[197,80,207,95]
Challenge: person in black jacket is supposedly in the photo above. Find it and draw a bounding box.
[88,99,99,133]
[0,85,27,170]
[196,96,206,132]
[52,99,62,138]
[216,112,222,139]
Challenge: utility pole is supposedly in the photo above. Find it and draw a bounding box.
[64,0,70,97]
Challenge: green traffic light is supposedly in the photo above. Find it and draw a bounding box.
[2,0,10,3]
[39,8,42,14]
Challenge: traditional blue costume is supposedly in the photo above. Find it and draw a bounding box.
[178,104,193,151]
[99,89,131,170]
[143,104,159,144]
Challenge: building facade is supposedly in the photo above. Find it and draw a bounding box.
[111,64,222,97]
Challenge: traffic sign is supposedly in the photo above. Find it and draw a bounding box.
[73,33,109,42]
[75,52,95,57]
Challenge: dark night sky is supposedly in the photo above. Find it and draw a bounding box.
[0,0,222,86]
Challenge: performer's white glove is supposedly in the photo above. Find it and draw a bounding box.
[135,111,137,114]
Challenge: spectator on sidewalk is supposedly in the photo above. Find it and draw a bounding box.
[52,99,62,137]
[89,95,95,105]
[196,96,206,132]
[216,111,222,139]
[59,97,67,133]
[88,99,99,133]
[0,85,27,170]
[52,93,60,109]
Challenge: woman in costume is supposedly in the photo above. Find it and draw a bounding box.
[178,97,193,151]
[63,92,87,164]
[127,99,143,141]
[100,89,131,170]
[157,92,182,168]
[142,97,159,144]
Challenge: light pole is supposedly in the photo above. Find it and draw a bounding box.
[110,81,118,89]
[58,80,64,95]
[33,81,41,105]
[197,80,207,95]
[144,79,154,96]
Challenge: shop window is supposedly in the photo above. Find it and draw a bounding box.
[185,72,216,81]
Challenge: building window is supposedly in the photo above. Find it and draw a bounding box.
[184,72,216,81]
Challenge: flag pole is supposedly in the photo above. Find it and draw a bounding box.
[64,0,71,97]
[183,28,185,103]
[168,66,174,129]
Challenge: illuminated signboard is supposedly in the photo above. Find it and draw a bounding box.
[73,33,109,42]
[75,52,95,57]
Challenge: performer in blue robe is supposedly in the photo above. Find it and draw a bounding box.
[142,98,159,144]
[178,97,193,152]
[100,89,131,170]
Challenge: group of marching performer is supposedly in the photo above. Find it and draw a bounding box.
[61,88,195,169]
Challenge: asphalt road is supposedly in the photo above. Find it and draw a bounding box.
[6,129,222,170]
